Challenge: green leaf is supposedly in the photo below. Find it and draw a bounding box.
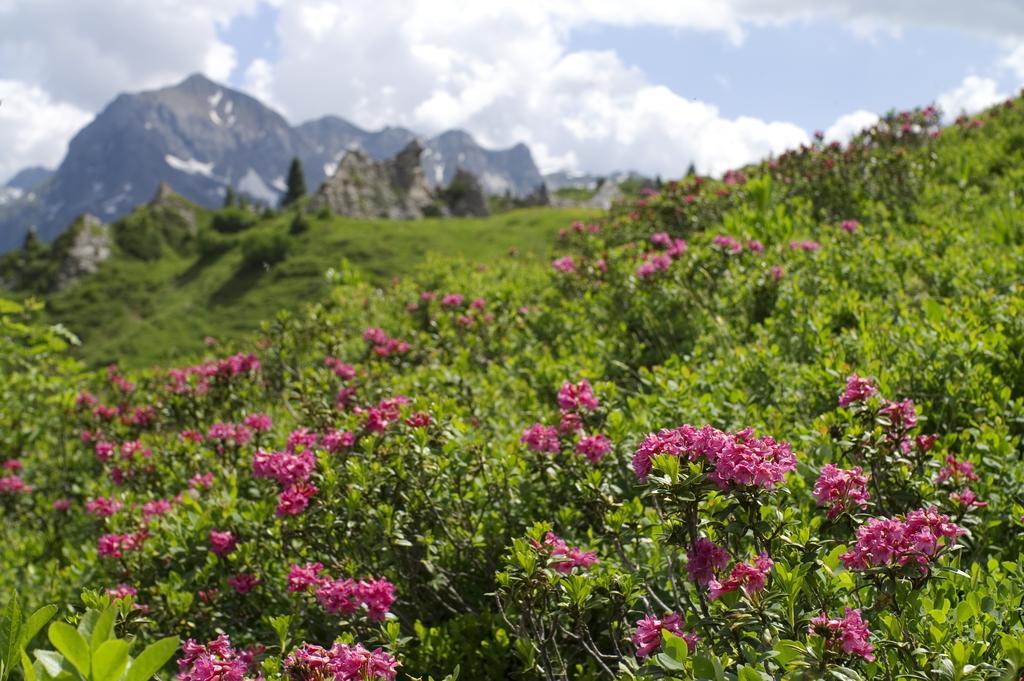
[91,640,128,681]
[89,608,116,653]
[21,651,36,681]
[125,637,178,681]
[21,607,57,650]
[661,631,690,663]
[1,592,24,678]
[33,650,67,679]
[654,652,686,671]
[47,623,89,679]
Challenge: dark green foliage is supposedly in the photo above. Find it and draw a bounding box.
[240,230,290,269]
[223,185,236,208]
[288,212,310,235]
[211,207,257,234]
[281,157,306,208]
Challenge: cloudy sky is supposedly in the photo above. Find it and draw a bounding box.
[2,0,1023,184]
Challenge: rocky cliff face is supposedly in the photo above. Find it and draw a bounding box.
[309,141,439,219]
[53,214,111,290]
[0,74,545,252]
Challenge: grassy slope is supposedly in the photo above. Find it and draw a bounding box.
[44,206,599,368]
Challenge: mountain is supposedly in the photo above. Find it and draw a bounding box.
[0,74,544,252]
[5,166,54,191]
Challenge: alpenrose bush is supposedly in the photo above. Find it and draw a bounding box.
[4,91,1024,681]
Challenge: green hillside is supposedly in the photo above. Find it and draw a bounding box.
[2,98,1024,680]
[2,205,599,367]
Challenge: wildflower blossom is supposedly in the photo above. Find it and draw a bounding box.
[441,293,464,308]
[535,532,597,572]
[315,577,395,621]
[178,634,249,681]
[633,613,698,658]
[838,375,878,407]
[276,483,317,516]
[142,499,173,520]
[789,240,821,251]
[0,475,31,494]
[227,573,260,595]
[551,256,576,274]
[879,398,917,430]
[636,253,672,278]
[840,507,962,572]
[841,219,860,233]
[712,234,743,254]
[243,413,272,432]
[520,424,560,453]
[288,562,326,592]
[52,498,71,511]
[558,379,599,412]
[813,465,870,519]
[949,488,987,509]
[324,357,357,380]
[106,584,137,601]
[575,434,612,463]
[86,497,123,517]
[321,429,355,452]
[809,609,874,661]
[209,530,237,557]
[707,553,773,600]
[285,642,398,681]
[686,537,731,586]
[936,455,979,484]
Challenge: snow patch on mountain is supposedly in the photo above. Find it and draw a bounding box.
[165,154,215,178]
[238,168,278,204]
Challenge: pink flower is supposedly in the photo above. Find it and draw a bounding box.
[286,643,398,681]
[0,475,32,494]
[809,608,874,661]
[936,455,979,484]
[686,537,731,586]
[227,573,260,595]
[838,375,878,407]
[707,553,773,600]
[288,562,326,592]
[551,256,576,274]
[441,293,465,308]
[142,499,173,520]
[315,576,395,621]
[841,219,860,233]
[712,234,743,254]
[97,531,147,559]
[949,488,987,509]
[840,508,963,572]
[650,232,672,247]
[405,412,432,428]
[789,239,821,251]
[558,379,599,412]
[747,239,764,253]
[879,398,917,430]
[632,613,698,658]
[535,531,597,572]
[105,584,138,601]
[209,530,237,558]
[276,483,317,516]
[52,498,71,511]
[362,327,410,357]
[252,448,316,486]
[636,253,672,279]
[322,429,355,452]
[575,434,612,463]
[178,634,249,681]
[86,497,123,517]
[520,424,560,453]
[770,265,785,281]
[324,357,357,380]
[189,473,214,490]
[813,465,870,519]
[243,413,272,432]
[95,441,115,462]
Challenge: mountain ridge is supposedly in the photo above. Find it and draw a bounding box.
[0,73,544,252]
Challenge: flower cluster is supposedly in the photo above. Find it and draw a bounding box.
[86,496,124,517]
[551,256,576,274]
[686,537,731,586]
[178,635,254,681]
[520,423,559,454]
[209,530,237,557]
[363,327,410,357]
[166,353,260,395]
[636,234,687,278]
[252,442,318,517]
[632,424,796,490]
[533,531,598,573]
[840,507,963,572]
[632,612,698,658]
[97,530,147,558]
[287,563,395,621]
[838,374,879,407]
[284,642,399,681]
[808,609,874,661]
[707,553,773,600]
[813,465,870,519]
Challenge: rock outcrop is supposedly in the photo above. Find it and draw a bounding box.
[54,214,110,290]
[309,141,439,219]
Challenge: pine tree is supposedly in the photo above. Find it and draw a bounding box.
[224,185,236,208]
[282,158,307,208]
[685,162,697,177]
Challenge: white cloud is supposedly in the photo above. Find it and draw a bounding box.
[936,75,1006,122]
[1002,44,1024,81]
[824,109,880,143]
[0,80,92,184]
[203,41,238,83]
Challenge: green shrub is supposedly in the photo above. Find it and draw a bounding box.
[288,212,310,235]
[240,230,290,269]
[211,207,257,234]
